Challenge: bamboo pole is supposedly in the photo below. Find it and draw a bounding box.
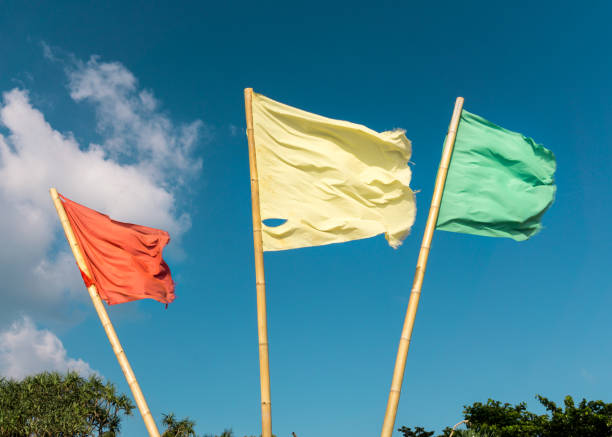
[380,97,464,437]
[244,88,273,437]
[49,188,161,437]
[449,420,469,437]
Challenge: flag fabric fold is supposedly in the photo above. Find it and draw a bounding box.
[59,194,175,305]
[437,110,556,241]
[252,92,416,251]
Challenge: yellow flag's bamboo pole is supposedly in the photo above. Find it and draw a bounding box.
[380,97,464,437]
[49,188,161,437]
[244,88,273,437]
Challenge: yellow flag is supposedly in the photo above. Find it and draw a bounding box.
[252,92,416,251]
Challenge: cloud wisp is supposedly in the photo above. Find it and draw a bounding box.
[67,56,204,186]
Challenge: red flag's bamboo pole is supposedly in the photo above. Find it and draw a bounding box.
[380,97,464,437]
[49,188,161,437]
[244,88,273,437]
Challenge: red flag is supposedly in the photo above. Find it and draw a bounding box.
[59,193,175,305]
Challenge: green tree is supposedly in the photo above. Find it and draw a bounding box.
[160,415,278,437]
[463,399,546,436]
[465,395,612,437]
[398,425,464,437]
[452,431,495,437]
[162,413,198,437]
[398,426,435,437]
[400,394,612,437]
[538,395,612,436]
[0,371,134,436]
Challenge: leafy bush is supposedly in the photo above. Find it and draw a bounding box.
[466,395,612,437]
[400,394,612,437]
[0,371,134,436]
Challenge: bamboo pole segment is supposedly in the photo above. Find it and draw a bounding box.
[449,420,469,437]
[380,97,464,437]
[49,188,161,437]
[244,88,273,437]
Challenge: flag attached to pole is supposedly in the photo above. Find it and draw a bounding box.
[251,92,416,251]
[436,110,556,241]
[58,193,175,305]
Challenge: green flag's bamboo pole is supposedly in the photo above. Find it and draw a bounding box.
[244,88,273,437]
[49,188,161,437]
[380,97,464,437]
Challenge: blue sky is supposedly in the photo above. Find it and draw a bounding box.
[1,1,611,436]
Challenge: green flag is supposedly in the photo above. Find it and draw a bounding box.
[436,110,556,241]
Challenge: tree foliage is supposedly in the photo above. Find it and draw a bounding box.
[0,372,283,437]
[398,426,435,437]
[465,395,612,437]
[162,413,198,437]
[0,371,134,436]
[400,394,612,437]
[161,418,276,437]
[398,425,459,437]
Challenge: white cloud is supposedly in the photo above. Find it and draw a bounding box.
[0,88,185,232]
[0,317,96,379]
[0,55,202,326]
